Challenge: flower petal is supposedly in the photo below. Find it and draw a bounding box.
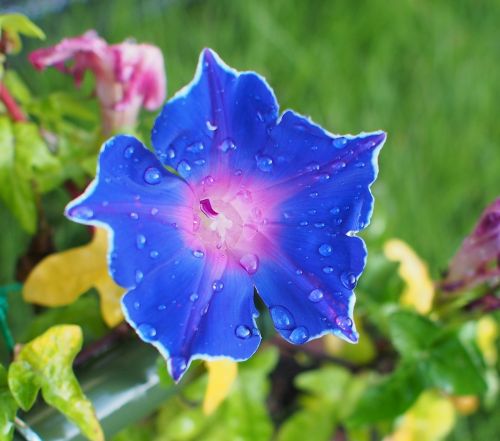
[253,232,365,343]
[122,250,260,381]
[151,48,279,183]
[65,135,194,289]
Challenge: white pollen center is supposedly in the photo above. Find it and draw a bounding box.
[209,213,234,241]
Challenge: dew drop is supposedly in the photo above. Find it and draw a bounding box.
[144,167,162,185]
[296,269,303,275]
[177,160,192,177]
[219,138,236,153]
[150,207,159,216]
[270,305,295,330]
[136,234,146,249]
[332,161,347,171]
[135,269,144,284]
[309,191,319,198]
[69,206,94,220]
[340,272,357,289]
[307,209,317,215]
[289,326,309,344]
[330,207,340,215]
[308,289,324,302]
[322,266,334,274]
[206,120,218,131]
[133,301,140,310]
[189,293,199,302]
[157,304,166,311]
[130,212,139,220]
[317,172,331,181]
[299,220,309,226]
[239,253,259,275]
[192,249,205,258]
[314,222,326,228]
[355,161,365,168]
[256,155,273,172]
[306,162,320,172]
[170,357,187,379]
[318,243,333,256]
[332,137,347,149]
[167,148,176,159]
[335,315,353,330]
[186,141,205,153]
[137,323,157,341]
[212,280,224,292]
[235,325,252,339]
[234,169,243,176]
[123,145,135,158]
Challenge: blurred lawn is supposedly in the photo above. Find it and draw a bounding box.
[17,0,500,273]
[6,0,500,439]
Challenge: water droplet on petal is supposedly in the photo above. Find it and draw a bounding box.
[144,167,162,184]
[330,207,340,215]
[355,161,365,168]
[332,137,347,149]
[206,120,218,131]
[69,206,94,220]
[235,325,252,339]
[186,141,205,153]
[296,269,303,275]
[318,244,333,256]
[332,161,347,171]
[239,253,259,275]
[136,234,146,249]
[150,207,159,216]
[130,212,139,220]
[137,323,157,341]
[336,218,343,225]
[133,301,140,310]
[289,326,309,344]
[308,209,317,215]
[308,289,324,302]
[177,160,192,178]
[256,155,273,172]
[219,138,236,153]
[306,162,320,172]
[299,220,309,226]
[270,305,295,330]
[316,172,331,181]
[194,159,206,166]
[167,148,176,159]
[170,356,187,380]
[157,304,166,311]
[309,191,319,198]
[340,272,357,289]
[234,169,243,176]
[335,315,353,330]
[212,280,224,292]
[189,293,199,302]
[192,249,205,258]
[135,269,144,284]
[322,266,334,274]
[314,222,325,228]
[123,145,135,158]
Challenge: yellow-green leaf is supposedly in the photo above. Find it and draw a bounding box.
[384,239,435,314]
[0,364,17,441]
[24,228,125,327]
[203,360,238,415]
[0,14,44,54]
[8,325,103,441]
[387,390,456,441]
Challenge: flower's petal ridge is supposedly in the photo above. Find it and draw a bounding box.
[65,135,193,289]
[122,252,260,381]
[151,48,279,183]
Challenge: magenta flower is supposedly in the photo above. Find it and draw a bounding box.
[66,49,386,381]
[443,198,500,292]
[29,30,166,134]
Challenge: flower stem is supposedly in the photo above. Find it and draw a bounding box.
[0,81,27,122]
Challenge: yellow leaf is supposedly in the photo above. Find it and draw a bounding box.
[203,360,238,415]
[23,228,124,327]
[476,316,498,366]
[384,239,435,314]
[385,391,455,441]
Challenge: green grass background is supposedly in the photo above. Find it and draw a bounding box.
[8,0,500,438]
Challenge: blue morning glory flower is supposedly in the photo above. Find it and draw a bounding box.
[66,49,386,381]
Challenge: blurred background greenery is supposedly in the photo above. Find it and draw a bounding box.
[2,0,500,439]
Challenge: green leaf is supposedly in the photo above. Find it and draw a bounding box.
[8,325,104,441]
[388,310,439,356]
[348,362,424,425]
[0,364,17,441]
[0,14,44,53]
[0,117,37,233]
[423,335,487,395]
[277,407,335,441]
